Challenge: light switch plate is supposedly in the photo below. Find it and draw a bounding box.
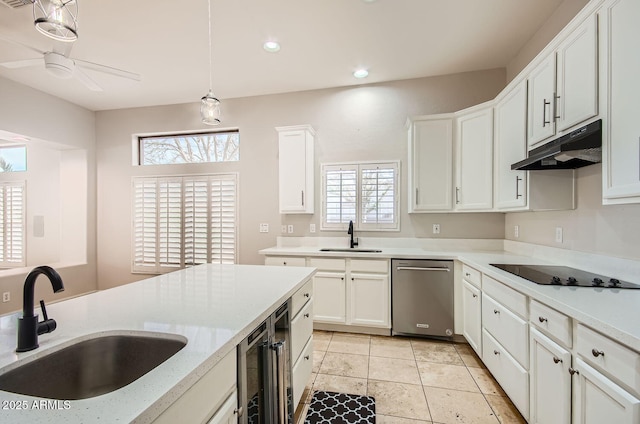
[514,225,519,238]
[259,223,269,233]
[432,224,440,234]
[287,225,294,234]
[2,292,9,303]
[555,227,563,243]
[310,224,316,233]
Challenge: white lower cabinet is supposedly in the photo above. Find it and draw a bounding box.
[290,281,314,412]
[349,272,389,328]
[573,357,640,423]
[461,280,482,355]
[207,391,239,424]
[530,328,572,424]
[312,271,346,324]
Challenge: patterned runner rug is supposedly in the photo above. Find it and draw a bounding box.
[304,390,375,424]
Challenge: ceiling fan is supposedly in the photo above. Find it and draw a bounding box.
[0,34,141,92]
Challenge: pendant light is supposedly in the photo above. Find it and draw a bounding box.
[200,0,221,125]
[33,0,78,42]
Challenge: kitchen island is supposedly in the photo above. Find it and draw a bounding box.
[0,264,316,423]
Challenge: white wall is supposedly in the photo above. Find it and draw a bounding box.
[95,69,507,290]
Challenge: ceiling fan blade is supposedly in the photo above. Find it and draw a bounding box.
[0,58,43,69]
[74,59,141,82]
[0,33,46,56]
[73,67,103,92]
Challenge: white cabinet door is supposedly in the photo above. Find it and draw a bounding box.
[556,14,598,132]
[455,106,494,210]
[407,115,454,211]
[277,125,315,213]
[529,328,571,424]
[349,272,390,328]
[573,357,640,424]
[600,0,640,203]
[206,391,238,424]
[462,280,482,355]
[528,54,557,148]
[494,80,528,210]
[312,272,346,324]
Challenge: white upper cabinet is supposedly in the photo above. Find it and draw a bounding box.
[494,81,528,210]
[276,125,315,214]
[454,104,494,210]
[527,14,599,149]
[600,0,640,204]
[407,115,454,212]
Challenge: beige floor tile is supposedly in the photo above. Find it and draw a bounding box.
[370,335,415,360]
[312,330,332,351]
[423,386,500,424]
[312,349,325,373]
[377,415,432,423]
[312,373,368,396]
[416,361,480,392]
[411,339,464,365]
[327,333,371,355]
[454,343,485,368]
[485,394,527,424]
[367,380,431,421]
[318,351,369,378]
[369,356,421,385]
[467,367,507,396]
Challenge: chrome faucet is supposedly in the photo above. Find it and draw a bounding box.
[16,266,65,352]
[347,220,358,249]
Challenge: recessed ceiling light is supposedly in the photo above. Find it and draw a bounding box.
[353,69,369,79]
[263,41,281,53]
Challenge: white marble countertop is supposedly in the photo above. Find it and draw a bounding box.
[260,240,640,352]
[0,264,316,423]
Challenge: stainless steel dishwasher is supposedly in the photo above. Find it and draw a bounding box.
[391,259,454,338]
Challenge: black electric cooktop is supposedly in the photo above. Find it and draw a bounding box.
[490,264,640,289]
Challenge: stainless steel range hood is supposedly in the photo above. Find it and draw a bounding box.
[511,119,602,171]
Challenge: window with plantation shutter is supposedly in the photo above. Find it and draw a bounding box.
[132,173,237,274]
[0,181,25,268]
[322,162,399,231]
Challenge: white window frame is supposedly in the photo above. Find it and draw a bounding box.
[0,181,26,268]
[131,173,238,274]
[321,161,400,231]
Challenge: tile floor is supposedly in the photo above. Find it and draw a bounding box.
[296,330,527,424]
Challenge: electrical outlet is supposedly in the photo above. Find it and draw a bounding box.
[259,223,269,233]
[310,224,316,233]
[555,227,563,243]
[432,224,440,234]
[514,225,519,238]
[281,225,287,233]
[2,292,9,303]
[287,225,294,234]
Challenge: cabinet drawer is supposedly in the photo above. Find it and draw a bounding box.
[351,259,388,273]
[577,324,640,395]
[291,279,312,317]
[483,275,527,318]
[308,257,346,271]
[482,329,529,420]
[291,299,313,361]
[530,299,572,348]
[264,256,306,267]
[292,336,313,409]
[482,293,529,368]
[462,264,481,288]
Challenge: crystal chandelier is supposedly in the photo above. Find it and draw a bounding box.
[33,0,78,42]
[200,0,221,125]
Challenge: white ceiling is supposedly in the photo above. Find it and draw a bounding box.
[0,0,566,112]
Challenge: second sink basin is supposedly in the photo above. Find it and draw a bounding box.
[0,332,187,400]
[319,248,382,253]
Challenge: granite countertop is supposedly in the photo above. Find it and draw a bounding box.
[260,243,640,352]
[0,264,316,423]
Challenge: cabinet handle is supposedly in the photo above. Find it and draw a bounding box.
[493,309,500,314]
[304,313,310,318]
[304,355,310,360]
[472,294,478,298]
[301,190,304,206]
[493,350,500,355]
[351,277,354,281]
[554,93,561,120]
[592,349,605,358]
[304,293,310,298]
[465,272,471,277]
[456,187,460,204]
[283,262,287,266]
[516,176,523,198]
[569,368,580,376]
[553,356,562,364]
[538,316,548,323]
[234,407,243,416]
[341,277,344,280]
[543,99,551,127]
[416,188,419,205]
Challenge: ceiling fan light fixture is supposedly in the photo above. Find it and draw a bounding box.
[201,90,221,126]
[33,0,78,42]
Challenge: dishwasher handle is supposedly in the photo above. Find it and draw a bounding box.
[396,266,451,272]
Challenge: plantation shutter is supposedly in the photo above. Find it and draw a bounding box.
[360,164,397,229]
[0,181,25,267]
[323,165,357,228]
[132,174,237,274]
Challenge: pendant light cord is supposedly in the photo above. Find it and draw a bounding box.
[207,0,212,92]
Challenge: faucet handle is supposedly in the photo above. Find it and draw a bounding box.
[39,300,48,320]
[37,300,57,335]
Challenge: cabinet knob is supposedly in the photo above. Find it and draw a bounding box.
[553,356,562,364]
[472,294,478,298]
[493,309,500,315]
[304,313,310,318]
[304,355,310,360]
[465,272,471,277]
[592,349,605,358]
[538,316,548,323]
[283,262,287,266]
[493,350,500,355]
[234,407,243,416]
[569,368,580,376]
[304,293,310,298]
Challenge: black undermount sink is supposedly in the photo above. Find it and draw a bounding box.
[0,333,187,400]
[319,248,382,253]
